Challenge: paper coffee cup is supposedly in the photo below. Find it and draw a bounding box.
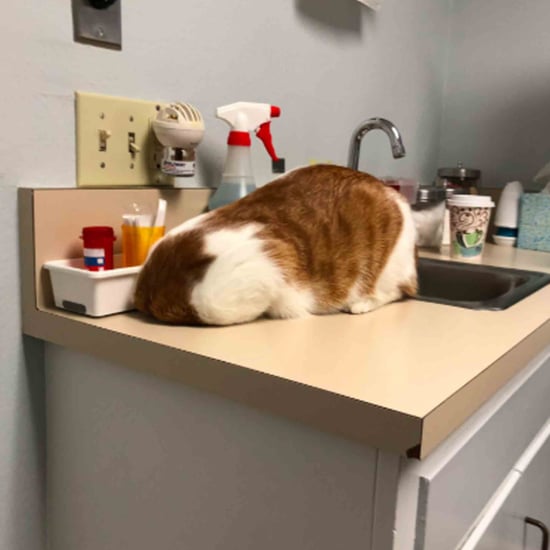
[447,195,494,259]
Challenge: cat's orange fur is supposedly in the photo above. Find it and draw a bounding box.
[134,165,418,325]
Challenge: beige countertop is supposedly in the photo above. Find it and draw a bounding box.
[19,188,550,458]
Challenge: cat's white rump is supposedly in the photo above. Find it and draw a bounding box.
[190,224,313,325]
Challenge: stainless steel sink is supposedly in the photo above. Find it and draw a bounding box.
[415,258,550,310]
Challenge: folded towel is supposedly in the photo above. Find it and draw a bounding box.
[517,194,550,252]
[357,0,383,10]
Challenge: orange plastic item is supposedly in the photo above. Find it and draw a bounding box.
[121,225,165,267]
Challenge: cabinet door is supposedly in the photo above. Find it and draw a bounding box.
[397,353,550,550]
[474,428,550,550]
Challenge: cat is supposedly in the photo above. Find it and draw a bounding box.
[134,164,420,326]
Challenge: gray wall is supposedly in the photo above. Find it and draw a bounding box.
[1,2,451,549]
[439,0,550,190]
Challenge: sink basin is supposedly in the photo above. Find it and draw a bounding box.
[415,258,550,310]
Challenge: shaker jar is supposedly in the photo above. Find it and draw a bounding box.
[437,162,481,194]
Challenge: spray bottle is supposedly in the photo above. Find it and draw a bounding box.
[208,102,284,210]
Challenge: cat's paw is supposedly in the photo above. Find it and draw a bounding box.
[347,300,376,314]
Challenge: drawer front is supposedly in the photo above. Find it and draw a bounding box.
[461,421,550,550]
[416,351,550,550]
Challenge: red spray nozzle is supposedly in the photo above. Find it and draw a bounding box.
[216,102,283,165]
[270,105,281,118]
[256,122,279,161]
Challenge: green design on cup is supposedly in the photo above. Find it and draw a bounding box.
[457,230,483,248]
[453,230,484,257]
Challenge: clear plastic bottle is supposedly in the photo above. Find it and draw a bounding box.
[208,143,256,210]
[208,177,256,210]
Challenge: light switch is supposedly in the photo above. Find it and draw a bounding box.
[75,91,168,187]
[72,0,122,49]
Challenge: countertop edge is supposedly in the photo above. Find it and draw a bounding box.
[23,307,423,455]
[420,319,550,458]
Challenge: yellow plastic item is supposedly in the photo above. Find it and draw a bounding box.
[121,225,165,267]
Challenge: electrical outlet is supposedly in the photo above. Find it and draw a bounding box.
[72,0,122,49]
[75,91,168,187]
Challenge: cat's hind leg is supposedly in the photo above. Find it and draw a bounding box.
[346,197,418,316]
[347,289,403,315]
[347,299,376,315]
[267,284,314,320]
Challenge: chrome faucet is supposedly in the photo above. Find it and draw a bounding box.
[347,117,406,170]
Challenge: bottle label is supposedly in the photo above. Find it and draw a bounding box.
[84,248,105,270]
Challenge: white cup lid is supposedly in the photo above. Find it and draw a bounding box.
[447,194,494,208]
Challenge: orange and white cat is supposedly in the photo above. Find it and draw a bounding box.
[134,165,420,326]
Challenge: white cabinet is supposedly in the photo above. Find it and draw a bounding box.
[45,343,550,550]
[467,425,550,550]
[394,350,550,550]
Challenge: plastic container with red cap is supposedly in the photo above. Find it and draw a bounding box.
[81,226,116,271]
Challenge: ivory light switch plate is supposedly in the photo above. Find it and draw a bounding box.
[75,92,167,187]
